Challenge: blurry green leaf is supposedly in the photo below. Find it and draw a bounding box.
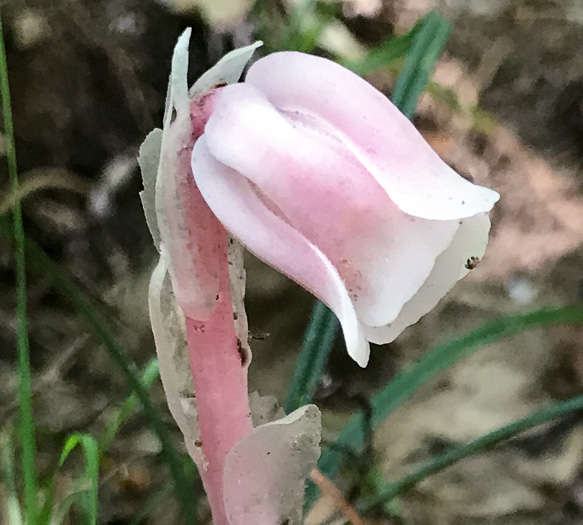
[276,0,341,52]
[427,81,460,110]
[391,10,451,118]
[100,358,160,451]
[341,15,423,76]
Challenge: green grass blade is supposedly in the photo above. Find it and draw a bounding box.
[341,15,423,76]
[0,432,24,525]
[285,302,338,413]
[100,358,160,451]
[0,11,38,524]
[391,11,451,118]
[38,434,99,525]
[364,390,583,509]
[306,305,583,508]
[0,223,197,521]
[58,435,99,525]
[39,359,162,525]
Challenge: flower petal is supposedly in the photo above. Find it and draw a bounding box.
[203,84,459,327]
[363,213,491,344]
[191,136,370,366]
[245,51,499,220]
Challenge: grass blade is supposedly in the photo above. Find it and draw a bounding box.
[0,222,197,522]
[391,11,451,118]
[364,390,583,509]
[38,434,99,525]
[0,432,24,525]
[307,305,583,508]
[341,15,423,76]
[0,10,38,524]
[39,359,164,525]
[58,435,99,525]
[100,358,160,451]
[285,302,338,413]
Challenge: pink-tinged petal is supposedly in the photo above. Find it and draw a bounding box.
[203,84,459,327]
[191,136,370,366]
[363,213,491,344]
[245,51,499,220]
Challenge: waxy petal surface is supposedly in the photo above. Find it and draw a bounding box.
[203,83,459,327]
[192,136,371,365]
[364,213,491,343]
[245,51,499,220]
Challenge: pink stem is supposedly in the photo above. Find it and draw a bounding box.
[185,227,253,525]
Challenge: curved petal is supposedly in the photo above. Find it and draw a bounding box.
[245,51,499,221]
[364,213,491,344]
[203,84,459,327]
[191,136,370,366]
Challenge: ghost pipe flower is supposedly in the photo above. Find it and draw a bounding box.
[192,48,499,368]
[140,27,498,525]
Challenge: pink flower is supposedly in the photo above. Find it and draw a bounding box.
[191,50,499,367]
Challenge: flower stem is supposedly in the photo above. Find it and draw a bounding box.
[185,228,253,525]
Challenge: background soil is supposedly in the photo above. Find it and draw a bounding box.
[2,0,583,523]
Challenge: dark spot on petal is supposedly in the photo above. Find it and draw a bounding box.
[465,256,480,270]
[236,339,248,367]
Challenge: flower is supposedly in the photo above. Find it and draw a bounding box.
[141,31,499,524]
[190,50,499,367]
